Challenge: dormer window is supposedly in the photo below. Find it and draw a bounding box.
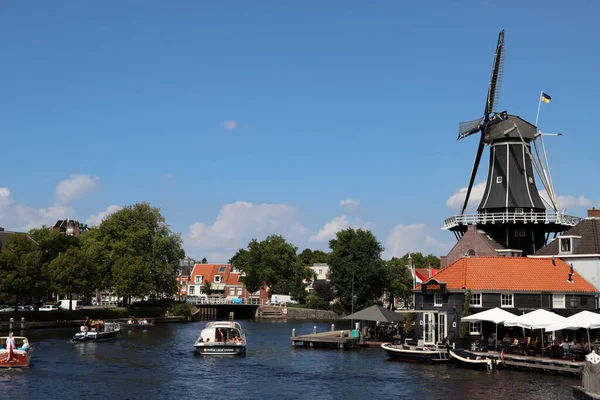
[560,238,572,254]
[195,276,202,284]
[214,275,222,283]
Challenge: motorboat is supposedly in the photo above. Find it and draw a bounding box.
[449,348,497,370]
[381,339,449,363]
[194,321,246,356]
[72,322,121,342]
[0,336,35,368]
[122,319,155,330]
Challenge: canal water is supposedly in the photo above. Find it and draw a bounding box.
[1,320,576,399]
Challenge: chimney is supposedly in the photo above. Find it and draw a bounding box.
[568,273,573,282]
[588,207,600,219]
[551,256,556,266]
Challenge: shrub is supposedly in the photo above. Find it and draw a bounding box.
[305,294,327,310]
[168,303,192,317]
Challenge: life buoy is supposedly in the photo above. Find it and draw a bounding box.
[283,307,288,315]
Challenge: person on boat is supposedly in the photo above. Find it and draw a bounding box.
[5,332,15,362]
[127,318,133,324]
[18,338,30,351]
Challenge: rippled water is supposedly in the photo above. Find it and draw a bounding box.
[0,320,577,399]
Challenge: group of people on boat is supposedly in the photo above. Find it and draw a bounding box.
[0,332,30,362]
[80,317,106,332]
[127,318,153,326]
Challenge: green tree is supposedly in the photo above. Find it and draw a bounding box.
[328,228,386,312]
[201,257,208,264]
[230,247,263,294]
[298,248,329,266]
[202,280,213,296]
[384,257,414,309]
[48,247,99,310]
[305,293,327,310]
[81,202,185,303]
[0,234,43,309]
[394,252,440,270]
[460,290,473,338]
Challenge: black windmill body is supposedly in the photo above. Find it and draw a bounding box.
[444,30,580,255]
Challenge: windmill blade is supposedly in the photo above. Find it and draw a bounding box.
[485,30,505,117]
[457,117,484,140]
[461,134,485,215]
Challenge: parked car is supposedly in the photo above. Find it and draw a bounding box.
[0,305,13,313]
[18,305,33,312]
[39,305,59,311]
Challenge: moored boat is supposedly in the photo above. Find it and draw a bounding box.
[72,322,121,342]
[122,319,154,330]
[194,321,246,356]
[381,339,449,363]
[0,336,35,368]
[449,348,497,370]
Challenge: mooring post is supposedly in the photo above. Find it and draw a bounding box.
[21,317,25,329]
[331,324,335,331]
[291,328,296,347]
[9,318,14,330]
[340,330,344,338]
[313,326,317,334]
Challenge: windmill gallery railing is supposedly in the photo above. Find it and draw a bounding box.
[443,212,582,230]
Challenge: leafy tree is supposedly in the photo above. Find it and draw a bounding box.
[81,202,185,303]
[48,247,99,310]
[305,293,327,310]
[312,280,335,303]
[298,248,314,267]
[384,257,413,309]
[328,228,386,312]
[394,252,440,270]
[0,234,43,309]
[231,235,313,302]
[203,280,213,296]
[201,257,208,264]
[460,290,472,338]
[298,248,329,266]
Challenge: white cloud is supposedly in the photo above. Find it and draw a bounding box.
[339,198,360,212]
[55,174,99,204]
[0,188,13,220]
[308,215,371,244]
[223,120,238,130]
[13,203,75,231]
[446,181,487,212]
[86,205,122,227]
[383,223,450,260]
[556,194,592,211]
[185,201,308,263]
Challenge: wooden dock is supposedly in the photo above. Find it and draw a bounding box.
[291,326,359,349]
[472,351,584,375]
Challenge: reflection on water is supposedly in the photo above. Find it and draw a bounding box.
[0,321,577,399]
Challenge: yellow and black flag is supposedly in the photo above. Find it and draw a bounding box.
[541,92,552,103]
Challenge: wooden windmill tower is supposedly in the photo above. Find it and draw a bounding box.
[443,30,581,255]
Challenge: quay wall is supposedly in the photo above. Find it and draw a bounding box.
[0,315,186,332]
[256,305,340,320]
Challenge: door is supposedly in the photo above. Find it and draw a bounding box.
[437,313,447,344]
[423,312,435,345]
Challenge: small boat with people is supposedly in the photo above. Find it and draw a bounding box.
[381,338,449,363]
[449,348,498,370]
[0,332,35,368]
[72,318,121,342]
[194,321,246,356]
[123,318,155,330]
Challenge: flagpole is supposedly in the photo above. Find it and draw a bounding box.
[535,89,543,127]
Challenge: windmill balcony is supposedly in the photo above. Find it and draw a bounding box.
[443,212,582,230]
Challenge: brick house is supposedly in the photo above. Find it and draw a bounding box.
[51,219,89,237]
[413,256,598,345]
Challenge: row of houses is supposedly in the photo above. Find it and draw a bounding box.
[414,208,600,345]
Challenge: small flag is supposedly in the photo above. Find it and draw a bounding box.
[501,349,505,363]
[541,92,552,103]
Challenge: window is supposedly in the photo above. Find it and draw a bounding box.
[189,286,195,295]
[236,288,243,296]
[434,294,443,307]
[528,176,534,183]
[195,276,202,283]
[214,275,221,283]
[318,269,323,275]
[560,238,572,253]
[466,249,476,257]
[469,322,482,335]
[229,287,235,296]
[553,294,566,309]
[501,294,514,308]
[496,176,503,184]
[516,208,524,214]
[514,229,525,237]
[219,265,227,273]
[581,297,588,307]
[470,293,482,307]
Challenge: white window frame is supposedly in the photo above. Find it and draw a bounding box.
[470,293,482,307]
[195,276,202,284]
[189,285,195,295]
[469,322,482,335]
[560,238,572,254]
[496,176,502,184]
[501,293,514,308]
[229,287,235,296]
[434,293,443,307]
[236,288,243,296]
[553,294,566,309]
[214,275,222,284]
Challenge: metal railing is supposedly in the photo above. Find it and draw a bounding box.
[185,297,269,306]
[443,212,582,230]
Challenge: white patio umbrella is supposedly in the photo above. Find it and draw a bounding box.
[546,310,600,346]
[504,309,566,346]
[462,307,517,350]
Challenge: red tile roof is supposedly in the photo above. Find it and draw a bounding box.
[415,268,439,281]
[421,257,597,293]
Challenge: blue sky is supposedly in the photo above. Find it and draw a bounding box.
[1,1,599,262]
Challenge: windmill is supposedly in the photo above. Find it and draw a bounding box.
[443,30,580,255]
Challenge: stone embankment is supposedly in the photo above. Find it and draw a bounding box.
[256,305,340,320]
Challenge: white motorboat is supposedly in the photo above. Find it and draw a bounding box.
[194,321,246,356]
[72,322,121,342]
